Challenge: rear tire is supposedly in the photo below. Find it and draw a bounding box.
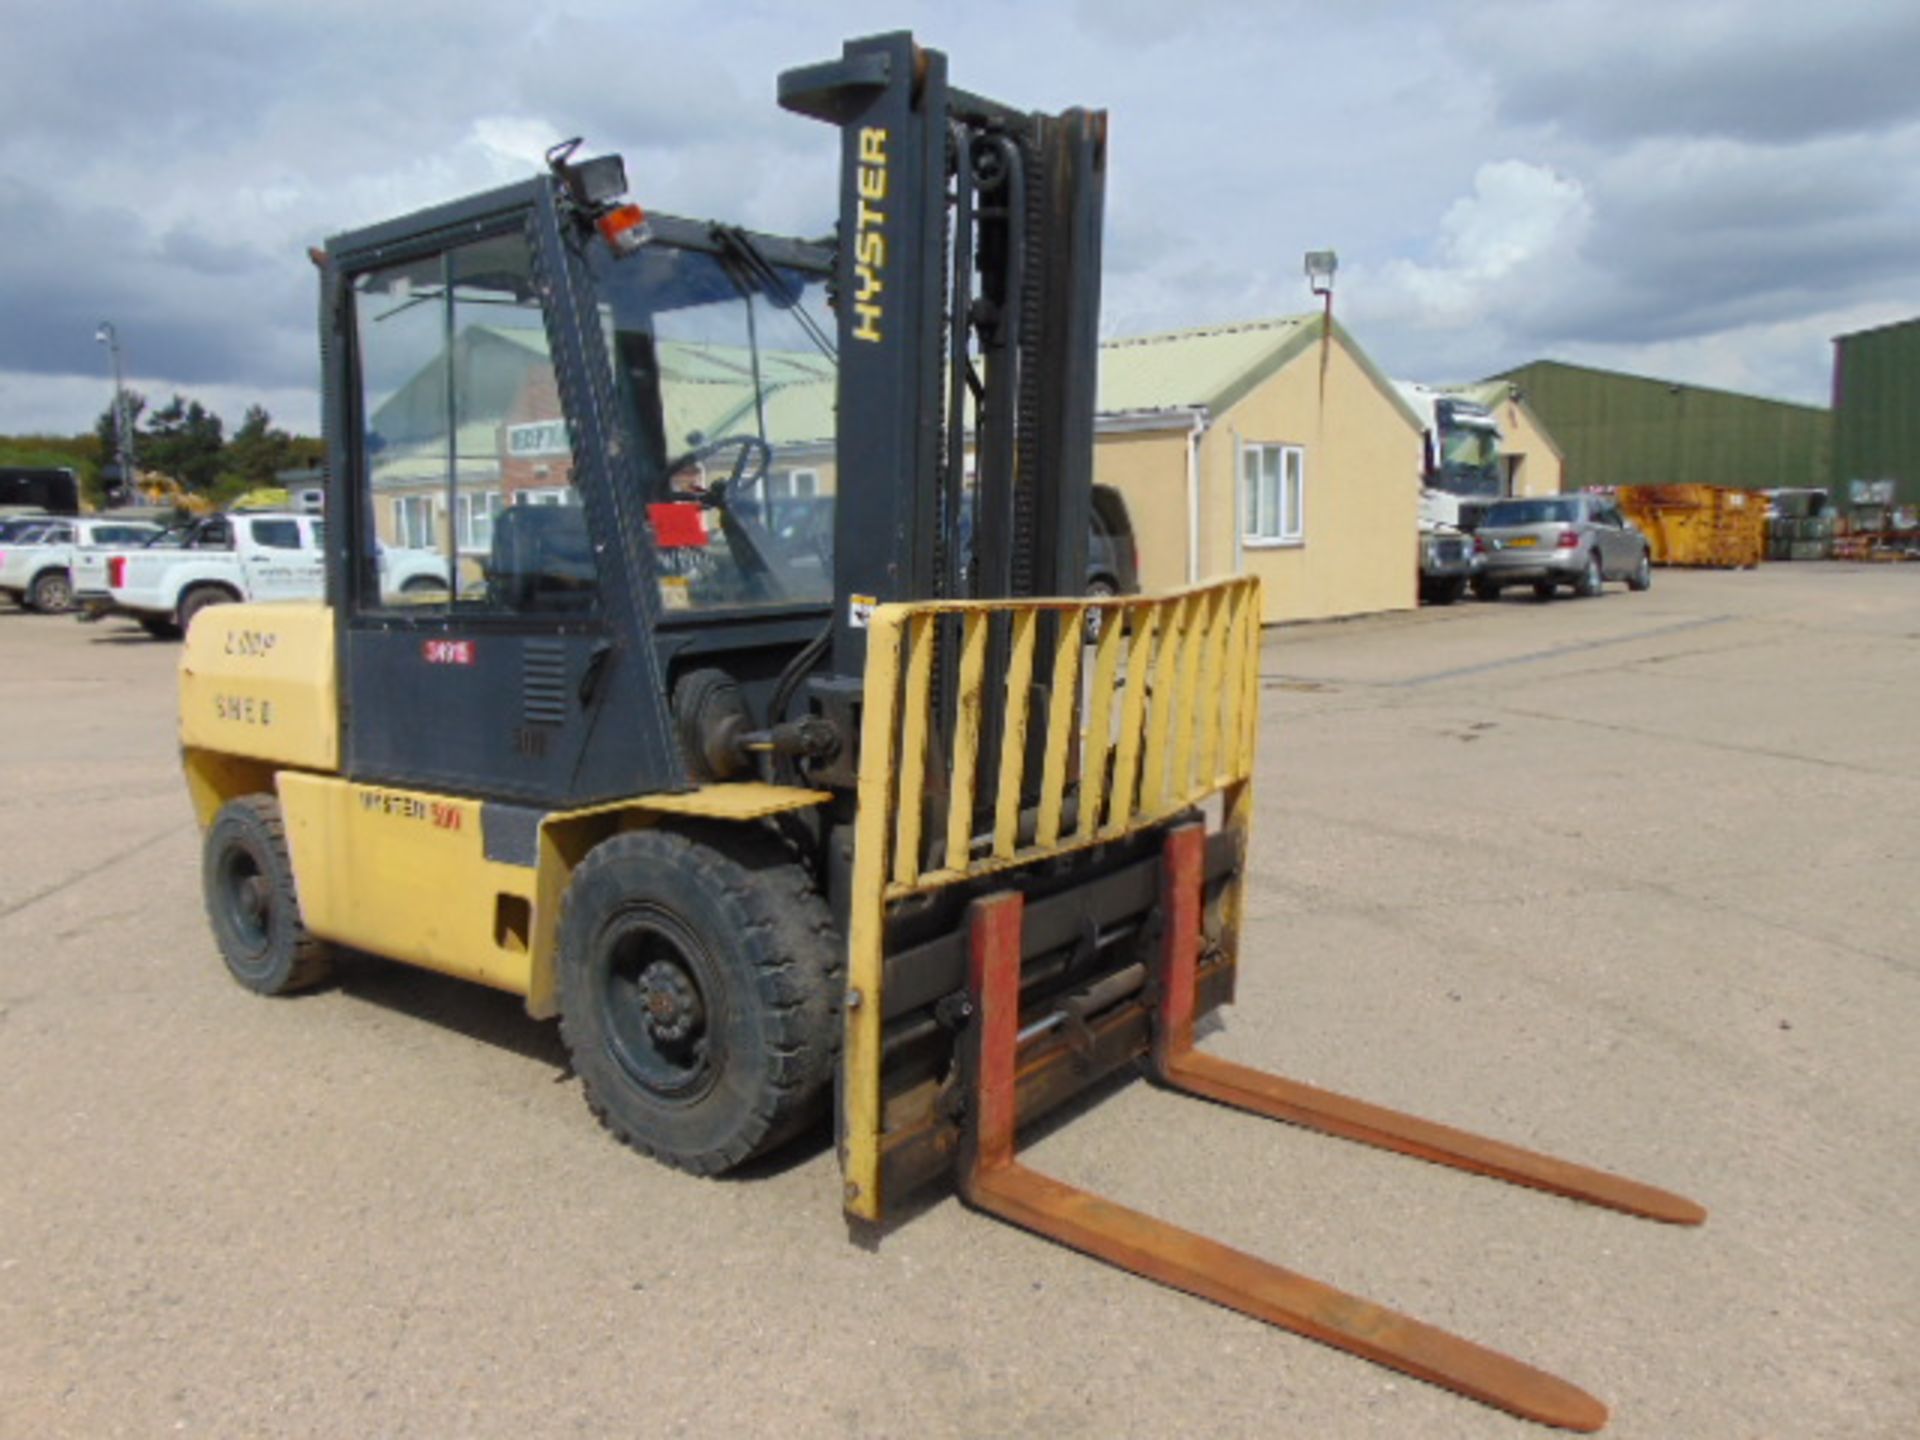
[557,827,841,1175]
[1627,549,1653,592]
[179,585,236,633]
[203,794,334,995]
[28,570,72,613]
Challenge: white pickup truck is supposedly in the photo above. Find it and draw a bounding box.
[98,511,447,636]
[0,515,165,612]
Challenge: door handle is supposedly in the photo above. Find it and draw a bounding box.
[578,640,615,705]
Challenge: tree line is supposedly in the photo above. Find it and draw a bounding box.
[0,393,322,509]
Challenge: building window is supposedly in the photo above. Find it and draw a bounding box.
[1241,442,1304,545]
[767,468,820,500]
[457,490,502,552]
[391,495,436,550]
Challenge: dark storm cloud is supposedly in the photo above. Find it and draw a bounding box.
[1536,130,1920,343]
[3,0,1917,425]
[0,177,310,388]
[1467,2,1920,143]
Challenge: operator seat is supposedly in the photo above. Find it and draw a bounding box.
[486,502,596,612]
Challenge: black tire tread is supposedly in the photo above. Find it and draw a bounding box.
[204,793,334,993]
[556,825,841,1176]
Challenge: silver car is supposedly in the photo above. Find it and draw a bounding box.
[1472,494,1652,601]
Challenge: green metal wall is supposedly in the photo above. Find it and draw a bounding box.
[1832,317,1920,512]
[1487,360,1830,494]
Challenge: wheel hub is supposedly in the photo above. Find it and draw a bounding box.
[636,959,704,1044]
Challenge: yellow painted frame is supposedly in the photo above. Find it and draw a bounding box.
[842,576,1263,1221]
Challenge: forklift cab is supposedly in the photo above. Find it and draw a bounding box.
[325,184,836,807]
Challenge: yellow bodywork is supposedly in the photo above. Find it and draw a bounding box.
[178,601,831,1017]
[843,575,1263,1219]
[179,603,339,772]
[278,772,537,991]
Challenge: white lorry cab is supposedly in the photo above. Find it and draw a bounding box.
[1396,382,1506,606]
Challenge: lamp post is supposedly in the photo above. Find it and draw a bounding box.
[94,322,137,505]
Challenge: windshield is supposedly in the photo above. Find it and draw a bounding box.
[1435,421,1502,498]
[591,240,836,613]
[1485,498,1579,527]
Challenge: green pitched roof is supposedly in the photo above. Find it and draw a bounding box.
[1097,313,1421,431]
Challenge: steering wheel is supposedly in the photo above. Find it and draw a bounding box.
[664,434,773,510]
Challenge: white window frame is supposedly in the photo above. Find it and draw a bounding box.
[767,467,821,500]
[391,495,435,550]
[457,489,503,552]
[1240,441,1305,547]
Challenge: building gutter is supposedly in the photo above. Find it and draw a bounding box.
[1185,408,1209,584]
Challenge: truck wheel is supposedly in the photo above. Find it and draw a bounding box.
[203,794,335,995]
[28,570,72,613]
[557,827,841,1175]
[1427,576,1466,606]
[179,585,236,633]
[1472,578,1499,602]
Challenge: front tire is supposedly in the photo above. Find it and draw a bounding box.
[203,794,334,995]
[557,828,841,1175]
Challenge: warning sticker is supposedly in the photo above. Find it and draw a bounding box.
[849,593,877,629]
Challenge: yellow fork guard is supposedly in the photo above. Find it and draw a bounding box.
[955,824,1705,1433]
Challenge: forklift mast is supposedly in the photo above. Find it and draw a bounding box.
[779,32,1107,683]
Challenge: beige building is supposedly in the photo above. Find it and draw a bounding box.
[1094,313,1424,624]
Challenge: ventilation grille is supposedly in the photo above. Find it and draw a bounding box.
[522,641,568,726]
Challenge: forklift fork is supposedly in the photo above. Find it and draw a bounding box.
[956,824,1705,1433]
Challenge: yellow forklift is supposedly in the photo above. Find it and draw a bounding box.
[178,32,1700,1431]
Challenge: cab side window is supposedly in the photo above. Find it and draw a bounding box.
[351,227,596,616]
[251,519,303,550]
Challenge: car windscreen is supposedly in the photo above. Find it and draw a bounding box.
[1485,498,1579,527]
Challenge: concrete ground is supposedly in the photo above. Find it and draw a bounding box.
[1,565,1915,1439]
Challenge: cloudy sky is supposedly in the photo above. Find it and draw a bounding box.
[3,0,1917,436]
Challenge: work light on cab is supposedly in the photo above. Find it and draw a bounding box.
[545,137,651,254]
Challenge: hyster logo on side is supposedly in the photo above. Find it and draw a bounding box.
[852,126,887,343]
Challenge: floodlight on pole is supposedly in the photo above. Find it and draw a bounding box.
[94,321,137,503]
[1304,250,1337,322]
